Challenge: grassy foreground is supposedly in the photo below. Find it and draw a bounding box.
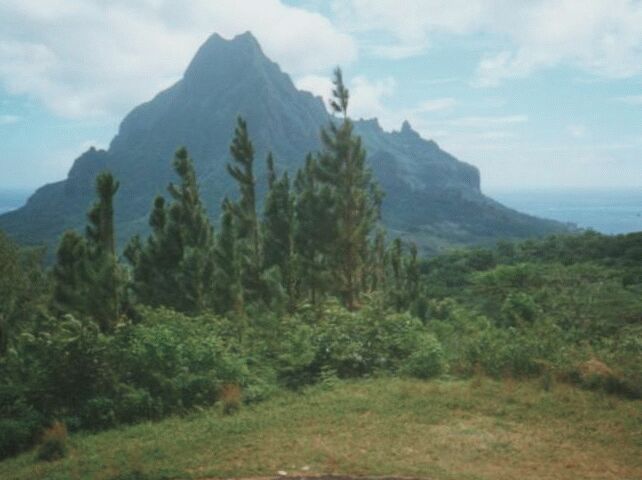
[1,377,640,480]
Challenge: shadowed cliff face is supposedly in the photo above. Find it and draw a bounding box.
[0,31,566,256]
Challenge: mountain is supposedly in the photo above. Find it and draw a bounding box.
[0,32,567,256]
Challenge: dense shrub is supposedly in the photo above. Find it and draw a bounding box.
[0,385,45,459]
[80,397,117,431]
[427,300,565,377]
[401,334,446,379]
[312,302,440,378]
[0,308,259,457]
[271,319,316,388]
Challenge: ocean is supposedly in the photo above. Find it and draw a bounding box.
[0,189,32,215]
[488,187,642,235]
[0,188,640,235]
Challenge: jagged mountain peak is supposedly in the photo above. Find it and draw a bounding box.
[0,30,567,257]
[401,119,419,135]
[183,31,280,93]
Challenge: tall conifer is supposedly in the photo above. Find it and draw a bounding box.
[126,148,215,313]
[293,155,335,305]
[213,198,243,314]
[54,171,121,331]
[316,68,382,309]
[226,117,262,299]
[262,156,295,308]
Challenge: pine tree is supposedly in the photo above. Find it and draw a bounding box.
[370,228,387,291]
[124,196,178,307]
[86,173,119,255]
[262,155,295,309]
[213,198,243,314]
[406,242,420,301]
[389,237,404,311]
[127,148,215,313]
[85,172,120,331]
[315,68,382,309]
[293,154,335,305]
[226,117,262,300]
[53,171,121,331]
[0,232,46,355]
[53,230,90,317]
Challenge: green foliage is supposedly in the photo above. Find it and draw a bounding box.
[293,155,335,304]
[226,117,262,303]
[401,334,446,379]
[0,385,44,459]
[0,308,260,456]
[315,68,382,309]
[262,156,296,310]
[126,149,216,313]
[311,302,438,378]
[213,199,243,314]
[499,292,541,327]
[271,319,316,388]
[53,171,123,331]
[0,232,48,356]
[428,303,565,378]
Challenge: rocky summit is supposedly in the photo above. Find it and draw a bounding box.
[0,31,566,255]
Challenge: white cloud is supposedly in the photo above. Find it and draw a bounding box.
[0,0,357,119]
[295,74,333,102]
[348,75,396,120]
[335,0,642,85]
[295,73,398,123]
[333,0,484,57]
[298,73,458,134]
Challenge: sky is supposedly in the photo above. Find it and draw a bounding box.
[0,0,641,192]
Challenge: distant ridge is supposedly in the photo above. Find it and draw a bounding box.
[0,32,567,255]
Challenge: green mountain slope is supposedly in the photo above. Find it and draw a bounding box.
[0,32,567,255]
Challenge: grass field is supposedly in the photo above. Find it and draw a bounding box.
[1,377,640,480]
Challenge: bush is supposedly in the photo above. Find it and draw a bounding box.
[428,300,565,378]
[81,397,116,431]
[106,309,256,417]
[313,303,429,378]
[0,385,45,459]
[0,418,40,460]
[115,386,155,424]
[36,421,68,462]
[500,292,541,327]
[273,319,316,388]
[402,334,446,379]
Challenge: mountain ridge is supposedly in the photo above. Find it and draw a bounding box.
[0,31,567,255]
